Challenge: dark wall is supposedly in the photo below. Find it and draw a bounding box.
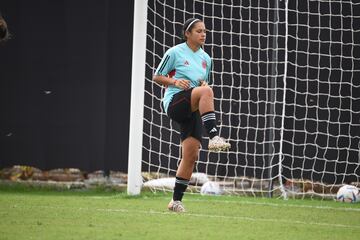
[0,0,133,172]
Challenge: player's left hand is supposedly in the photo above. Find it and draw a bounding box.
[199,80,208,86]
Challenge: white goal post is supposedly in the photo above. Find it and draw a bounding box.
[127,0,148,195]
[128,0,360,198]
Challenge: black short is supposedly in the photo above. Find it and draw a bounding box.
[167,88,202,142]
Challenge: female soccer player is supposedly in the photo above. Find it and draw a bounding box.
[153,18,231,212]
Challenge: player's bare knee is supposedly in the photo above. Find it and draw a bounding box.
[201,85,213,97]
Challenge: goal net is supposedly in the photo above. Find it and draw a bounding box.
[283,0,360,198]
[136,0,360,198]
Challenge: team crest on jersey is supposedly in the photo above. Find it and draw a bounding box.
[202,60,207,69]
[184,60,189,66]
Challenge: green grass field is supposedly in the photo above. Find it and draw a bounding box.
[0,184,359,240]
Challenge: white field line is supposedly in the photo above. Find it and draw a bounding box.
[187,198,360,212]
[8,204,360,230]
[88,196,360,213]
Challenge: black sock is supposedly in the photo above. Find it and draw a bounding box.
[173,176,189,201]
[201,111,218,139]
